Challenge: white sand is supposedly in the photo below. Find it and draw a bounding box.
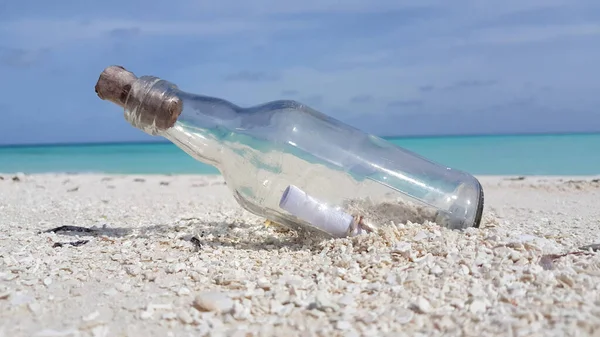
[1,173,599,336]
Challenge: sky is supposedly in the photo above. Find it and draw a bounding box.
[1,0,600,145]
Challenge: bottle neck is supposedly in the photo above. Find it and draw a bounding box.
[122,76,182,136]
[124,76,236,168]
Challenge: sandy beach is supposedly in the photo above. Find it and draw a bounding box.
[0,173,599,336]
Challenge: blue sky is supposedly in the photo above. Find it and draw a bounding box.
[1,0,599,145]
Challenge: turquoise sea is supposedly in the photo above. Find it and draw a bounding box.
[0,133,599,176]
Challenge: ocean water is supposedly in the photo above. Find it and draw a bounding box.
[0,133,599,176]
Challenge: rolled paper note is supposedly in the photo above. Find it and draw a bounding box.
[279,185,360,237]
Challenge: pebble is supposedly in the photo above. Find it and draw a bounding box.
[314,291,339,312]
[0,290,11,300]
[436,315,456,330]
[177,287,191,296]
[142,272,157,282]
[257,278,270,290]
[167,263,186,274]
[3,273,17,281]
[412,297,433,314]
[125,266,141,276]
[102,288,118,297]
[395,308,414,324]
[90,326,109,337]
[28,302,41,314]
[82,311,101,322]
[178,311,194,324]
[413,231,429,241]
[115,283,132,293]
[139,310,153,320]
[22,279,37,286]
[430,265,443,276]
[469,298,488,314]
[336,320,352,330]
[338,294,355,306]
[193,292,234,312]
[556,274,574,288]
[148,303,172,311]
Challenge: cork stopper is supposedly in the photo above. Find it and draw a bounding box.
[95,65,137,108]
[95,65,183,133]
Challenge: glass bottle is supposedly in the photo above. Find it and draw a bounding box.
[95,65,484,238]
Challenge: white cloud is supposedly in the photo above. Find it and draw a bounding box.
[454,23,600,46]
[179,0,441,16]
[170,56,505,115]
[3,0,598,52]
[336,51,394,66]
[179,0,592,18]
[0,18,317,49]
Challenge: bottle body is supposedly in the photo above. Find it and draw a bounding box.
[99,69,484,238]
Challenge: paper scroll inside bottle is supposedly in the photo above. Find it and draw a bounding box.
[279,185,363,237]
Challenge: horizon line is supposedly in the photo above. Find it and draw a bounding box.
[1,130,599,149]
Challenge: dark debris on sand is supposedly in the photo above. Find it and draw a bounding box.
[53,240,90,248]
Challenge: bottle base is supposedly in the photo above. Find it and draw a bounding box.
[472,178,485,228]
[434,178,485,230]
